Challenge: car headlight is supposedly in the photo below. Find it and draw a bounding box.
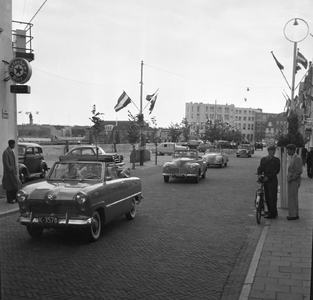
[188,164,196,171]
[16,190,28,202]
[75,192,87,204]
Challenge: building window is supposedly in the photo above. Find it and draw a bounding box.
[243,117,246,121]
[225,108,229,113]
[225,115,229,120]
[248,124,250,130]
[210,107,214,112]
[244,110,247,115]
[239,116,241,121]
[243,124,246,130]
[248,117,251,121]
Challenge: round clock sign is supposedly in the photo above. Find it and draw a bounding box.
[8,58,32,84]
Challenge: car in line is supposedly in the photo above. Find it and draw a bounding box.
[162,149,207,183]
[18,142,49,184]
[157,142,189,155]
[59,145,124,164]
[254,142,264,150]
[236,144,253,157]
[16,160,142,242]
[201,148,229,168]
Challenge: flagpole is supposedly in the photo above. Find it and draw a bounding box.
[139,60,144,166]
[290,42,298,111]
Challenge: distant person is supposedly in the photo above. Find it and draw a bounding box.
[306,146,313,178]
[286,144,302,220]
[301,147,308,167]
[257,145,280,219]
[2,140,22,203]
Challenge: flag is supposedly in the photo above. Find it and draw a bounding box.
[146,89,158,101]
[18,111,22,113]
[36,111,39,114]
[114,91,131,112]
[244,98,247,102]
[295,65,301,74]
[149,95,158,114]
[271,52,284,70]
[297,51,308,69]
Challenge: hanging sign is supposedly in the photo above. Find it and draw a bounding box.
[8,57,32,84]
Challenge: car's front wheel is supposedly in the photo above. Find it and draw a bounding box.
[194,173,200,183]
[26,226,43,238]
[87,211,101,242]
[164,176,169,183]
[125,198,136,220]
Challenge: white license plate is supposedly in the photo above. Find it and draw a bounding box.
[38,216,58,224]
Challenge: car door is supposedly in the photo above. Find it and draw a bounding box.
[104,166,129,222]
[33,147,43,172]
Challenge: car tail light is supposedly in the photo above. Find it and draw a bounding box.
[16,190,28,202]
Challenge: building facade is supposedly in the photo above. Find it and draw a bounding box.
[185,102,264,141]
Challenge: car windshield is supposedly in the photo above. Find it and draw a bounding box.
[205,147,222,153]
[173,151,196,158]
[239,145,250,149]
[49,162,103,180]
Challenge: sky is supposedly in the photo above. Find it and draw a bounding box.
[12,0,313,128]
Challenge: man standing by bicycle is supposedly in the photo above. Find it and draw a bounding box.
[257,145,280,219]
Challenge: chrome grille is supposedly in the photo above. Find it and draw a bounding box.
[28,200,79,215]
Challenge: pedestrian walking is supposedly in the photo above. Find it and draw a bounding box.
[2,139,22,203]
[307,146,313,178]
[257,145,280,219]
[301,147,308,167]
[286,144,302,220]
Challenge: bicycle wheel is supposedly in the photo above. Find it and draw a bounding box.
[255,194,262,224]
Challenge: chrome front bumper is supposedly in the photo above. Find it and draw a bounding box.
[17,212,94,228]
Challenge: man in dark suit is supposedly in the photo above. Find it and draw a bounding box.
[2,140,21,203]
[257,145,280,219]
[286,144,302,220]
[307,146,313,178]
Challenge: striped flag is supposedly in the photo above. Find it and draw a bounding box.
[297,51,308,69]
[146,89,158,101]
[114,91,132,112]
[271,52,284,70]
[149,94,158,114]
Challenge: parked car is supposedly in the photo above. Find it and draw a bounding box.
[198,142,212,152]
[201,148,229,168]
[254,142,264,150]
[162,149,207,183]
[59,145,123,164]
[18,142,49,184]
[16,160,142,242]
[236,144,252,157]
[157,142,189,155]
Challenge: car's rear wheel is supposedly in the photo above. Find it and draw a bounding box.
[164,176,169,183]
[201,168,206,179]
[125,198,136,220]
[224,162,228,167]
[87,211,101,242]
[26,226,43,238]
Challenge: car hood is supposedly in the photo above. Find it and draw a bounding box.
[22,181,98,200]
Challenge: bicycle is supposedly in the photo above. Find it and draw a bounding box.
[255,174,267,224]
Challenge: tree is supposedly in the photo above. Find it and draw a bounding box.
[89,105,104,146]
[181,118,190,142]
[277,111,304,147]
[168,123,182,142]
[125,111,140,145]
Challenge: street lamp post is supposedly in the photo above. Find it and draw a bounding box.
[283,18,309,110]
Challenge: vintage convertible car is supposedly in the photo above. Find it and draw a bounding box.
[162,150,207,183]
[202,148,229,167]
[59,145,123,164]
[16,161,142,242]
[236,144,252,157]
